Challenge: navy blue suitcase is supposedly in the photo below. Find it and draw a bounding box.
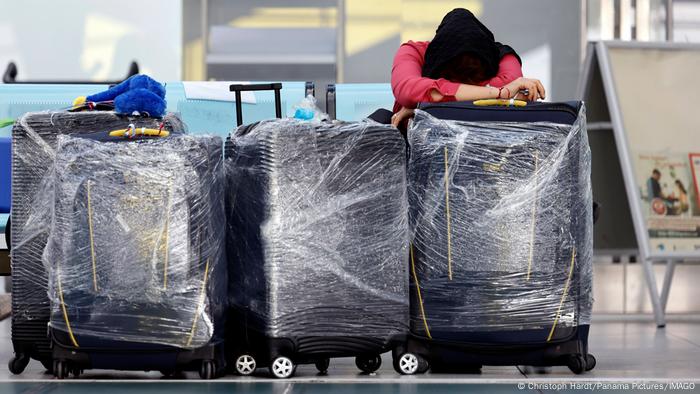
[9,111,185,375]
[225,84,409,378]
[394,101,595,375]
[48,130,227,379]
[10,111,227,379]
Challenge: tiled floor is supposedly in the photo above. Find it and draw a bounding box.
[0,318,698,392]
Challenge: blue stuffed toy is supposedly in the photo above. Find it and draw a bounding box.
[73,74,167,118]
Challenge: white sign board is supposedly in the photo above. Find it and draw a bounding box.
[597,41,700,260]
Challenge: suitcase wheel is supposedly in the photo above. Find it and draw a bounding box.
[269,356,295,379]
[8,354,30,375]
[234,354,257,376]
[71,366,82,378]
[53,360,69,380]
[355,355,382,374]
[199,360,216,380]
[585,354,596,372]
[314,358,330,374]
[566,354,587,374]
[393,352,428,375]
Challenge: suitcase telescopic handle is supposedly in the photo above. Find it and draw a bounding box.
[229,83,283,126]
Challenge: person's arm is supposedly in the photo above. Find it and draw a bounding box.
[392,84,499,128]
[431,76,545,102]
[394,76,546,128]
[432,84,500,102]
[486,54,523,87]
[427,54,525,101]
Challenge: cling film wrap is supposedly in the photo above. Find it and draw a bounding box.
[11,111,185,354]
[226,118,409,339]
[12,111,226,349]
[407,108,592,341]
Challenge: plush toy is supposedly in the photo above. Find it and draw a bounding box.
[73,74,167,118]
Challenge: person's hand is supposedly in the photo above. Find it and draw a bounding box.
[502,77,546,101]
[391,107,415,129]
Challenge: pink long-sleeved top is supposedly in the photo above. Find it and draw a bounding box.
[391,40,522,111]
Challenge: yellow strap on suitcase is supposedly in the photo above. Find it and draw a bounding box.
[186,259,210,347]
[162,184,173,290]
[57,272,80,348]
[108,125,170,138]
[86,181,99,292]
[547,247,577,342]
[473,98,527,107]
[443,147,453,281]
[526,152,540,281]
[411,244,432,340]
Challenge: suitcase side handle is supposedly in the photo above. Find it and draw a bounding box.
[473,98,528,107]
[108,126,170,138]
[473,90,530,107]
[230,83,283,126]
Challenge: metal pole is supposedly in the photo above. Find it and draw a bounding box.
[234,91,243,126]
[666,0,674,41]
[201,0,209,80]
[642,257,666,327]
[660,260,677,311]
[581,0,588,65]
[274,88,282,119]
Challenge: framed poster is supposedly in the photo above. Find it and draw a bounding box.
[597,41,700,260]
[635,153,700,252]
[690,153,700,211]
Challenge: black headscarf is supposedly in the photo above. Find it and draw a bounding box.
[422,8,521,80]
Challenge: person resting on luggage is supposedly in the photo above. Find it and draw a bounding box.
[374,8,546,129]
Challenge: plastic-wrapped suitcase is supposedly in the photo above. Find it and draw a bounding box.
[394,101,595,375]
[1,136,9,242]
[225,84,409,378]
[9,111,185,375]
[9,111,227,379]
